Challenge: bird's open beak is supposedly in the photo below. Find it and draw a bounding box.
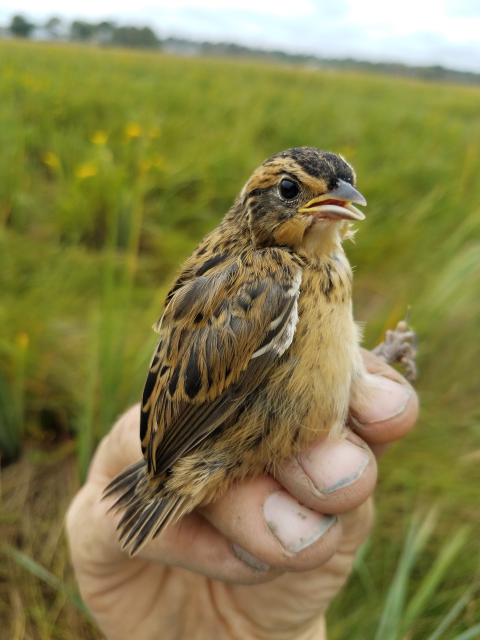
[298,179,367,221]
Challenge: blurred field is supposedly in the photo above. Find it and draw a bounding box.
[0,39,480,638]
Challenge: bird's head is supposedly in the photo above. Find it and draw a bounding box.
[239,147,366,257]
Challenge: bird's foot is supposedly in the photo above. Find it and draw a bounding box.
[372,312,417,382]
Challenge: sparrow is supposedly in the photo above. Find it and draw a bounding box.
[104,146,369,555]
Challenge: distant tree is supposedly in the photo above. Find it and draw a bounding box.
[10,14,35,38]
[70,20,95,41]
[94,21,115,44]
[112,26,159,49]
[96,21,115,45]
[44,16,63,40]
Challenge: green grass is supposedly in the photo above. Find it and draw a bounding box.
[0,39,480,638]
[0,332,27,461]
[329,508,480,639]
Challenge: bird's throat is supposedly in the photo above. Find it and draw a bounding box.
[297,218,347,260]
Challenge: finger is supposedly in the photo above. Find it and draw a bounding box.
[201,473,342,574]
[226,498,375,639]
[349,349,419,446]
[68,473,286,586]
[274,430,377,514]
[140,501,282,585]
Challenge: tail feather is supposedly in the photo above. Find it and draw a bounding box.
[108,485,138,512]
[120,501,158,546]
[129,503,167,554]
[122,497,175,549]
[117,502,140,531]
[103,460,145,497]
[102,459,183,556]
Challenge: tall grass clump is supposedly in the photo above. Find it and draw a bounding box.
[0,333,28,462]
[329,509,480,639]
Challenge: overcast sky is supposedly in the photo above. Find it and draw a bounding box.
[1,0,480,73]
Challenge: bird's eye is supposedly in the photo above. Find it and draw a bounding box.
[279,179,299,200]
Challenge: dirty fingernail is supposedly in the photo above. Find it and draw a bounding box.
[299,438,369,494]
[263,490,336,552]
[353,375,412,424]
[232,543,269,571]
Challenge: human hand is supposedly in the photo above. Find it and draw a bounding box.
[66,349,418,640]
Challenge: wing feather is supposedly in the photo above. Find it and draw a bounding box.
[140,248,302,476]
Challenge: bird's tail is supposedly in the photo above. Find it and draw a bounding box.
[103,461,183,556]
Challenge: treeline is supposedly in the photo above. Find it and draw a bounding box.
[163,38,480,86]
[3,14,480,86]
[4,15,160,48]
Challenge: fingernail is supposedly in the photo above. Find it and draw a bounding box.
[299,438,369,494]
[352,375,412,424]
[263,490,336,552]
[232,543,269,572]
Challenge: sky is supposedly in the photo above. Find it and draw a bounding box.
[1,0,480,73]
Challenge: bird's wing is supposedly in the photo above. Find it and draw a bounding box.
[140,249,302,476]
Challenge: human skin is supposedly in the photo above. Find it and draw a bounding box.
[66,349,418,640]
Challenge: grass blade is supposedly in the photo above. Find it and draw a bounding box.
[0,540,94,622]
[76,315,100,484]
[0,366,22,461]
[0,335,28,462]
[374,507,438,640]
[402,525,471,632]
[451,625,480,640]
[353,536,377,599]
[425,582,480,640]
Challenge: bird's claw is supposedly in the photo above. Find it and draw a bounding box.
[372,314,417,382]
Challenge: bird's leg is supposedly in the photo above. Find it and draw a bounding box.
[372,312,417,382]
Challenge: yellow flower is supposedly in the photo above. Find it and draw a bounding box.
[16,332,29,349]
[125,122,142,138]
[75,163,98,179]
[91,130,108,145]
[148,125,161,138]
[42,151,60,169]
